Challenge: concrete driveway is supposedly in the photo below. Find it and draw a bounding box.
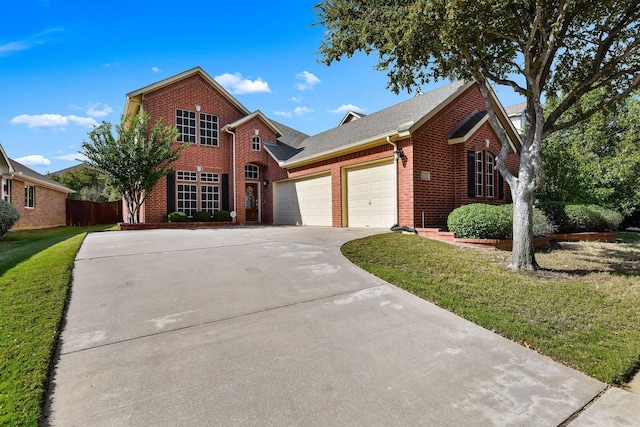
[43,226,633,426]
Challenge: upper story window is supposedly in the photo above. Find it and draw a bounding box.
[176,109,219,146]
[475,151,483,197]
[199,113,219,146]
[252,135,261,151]
[486,153,495,198]
[25,184,35,208]
[1,178,11,203]
[200,172,220,183]
[245,164,259,180]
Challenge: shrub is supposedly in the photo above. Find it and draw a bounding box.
[447,204,512,239]
[0,200,19,238]
[447,203,556,239]
[538,202,623,232]
[193,211,212,222]
[213,210,232,221]
[168,211,188,222]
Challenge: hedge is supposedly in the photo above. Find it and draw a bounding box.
[168,211,188,222]
[536,202,623,232]
[0,200,19,238]
[193,211,212,222]
[213,210,232,221]
[447,203,556,239]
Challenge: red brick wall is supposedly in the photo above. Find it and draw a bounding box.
[10,179,67,230]
[140,74,285,223]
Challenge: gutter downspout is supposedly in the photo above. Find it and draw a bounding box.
[387,136,400,226]
[224,127,238,222]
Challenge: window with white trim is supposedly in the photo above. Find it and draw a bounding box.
[201,185,220,213]
[486,153,495,198]
[176,109,196,143]
[177,183,198,217]
[252,135,261,151]
[475,151,483,197]
[25,184,35,208]
[1,178,11,203]
[200,172,220,183]
[245,164,259,180]
[199,113,219,146]
[177,171,197,181]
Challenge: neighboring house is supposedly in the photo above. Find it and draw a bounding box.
[0,144,74,230]
[505,102,527,135]
[123,67,521,228]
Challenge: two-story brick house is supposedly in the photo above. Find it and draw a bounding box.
[123,67,520,228]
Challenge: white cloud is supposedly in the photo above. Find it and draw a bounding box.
[54,153,87,162]
[14,154,51,166]
[289,96,302,102]
[151,66,161,73]
[214,72,271,94]
[85,103,113,118]
[295,71,321,91]
[0,41,31,56]
[11,114,98,129]
[328,104,365,114]
[0,28,62,57]
[274,106,314,118]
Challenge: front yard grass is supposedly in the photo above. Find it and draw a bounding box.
[342,232,640,385]
[0,225,115,426]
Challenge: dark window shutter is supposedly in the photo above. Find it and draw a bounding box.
[467,150,475,197]
[221,174,229,211]
[166,173,176,215]
[498,173,504,200]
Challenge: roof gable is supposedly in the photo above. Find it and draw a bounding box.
[124,67,251,118]
[0,144,14,175]
[223,110,282,136]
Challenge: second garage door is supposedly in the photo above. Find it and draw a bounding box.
[274,174,332,226]
[347,162,396,228]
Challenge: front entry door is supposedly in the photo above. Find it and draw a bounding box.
[245,183,259,222]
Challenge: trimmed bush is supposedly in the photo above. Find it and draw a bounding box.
[213,210,232,221]
[193,211,212,222]
[0,200,19,238]
[447,204,512,239]
[448,203,556,239]
[537,202,623,232]
[168,211,188,222]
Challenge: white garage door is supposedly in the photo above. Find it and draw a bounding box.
[347,162,396,228]
[274,174,332,226]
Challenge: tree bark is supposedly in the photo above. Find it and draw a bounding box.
[509,186,539,271]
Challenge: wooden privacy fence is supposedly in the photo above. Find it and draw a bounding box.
[66,199,122,226]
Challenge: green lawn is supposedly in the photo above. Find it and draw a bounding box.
[342,233,640,385]
[0,225,115,426]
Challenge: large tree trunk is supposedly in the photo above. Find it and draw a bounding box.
[509,186,539,271]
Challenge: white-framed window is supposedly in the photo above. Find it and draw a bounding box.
[199,113,219,146]
[201,185,220,213]
[25,184,35,208]
[177,171,198,181]
[252,135,261,151]
[177,183,198,217]
[475,151,483,197]
[486,153,495,198]
[245,164,259,180]
[200,172,220,183]
[176,109,197,143]
[1,178,11,203]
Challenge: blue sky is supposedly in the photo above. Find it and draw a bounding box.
[1,0,523,174]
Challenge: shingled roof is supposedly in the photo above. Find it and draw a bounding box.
[266,80,472,167]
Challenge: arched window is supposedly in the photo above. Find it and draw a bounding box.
[252,135,261,151]
[245,164,259,180]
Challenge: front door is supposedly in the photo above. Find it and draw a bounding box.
[245,183,259,222]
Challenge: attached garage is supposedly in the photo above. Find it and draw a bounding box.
[346,161,396,228]
[274,174,332,226]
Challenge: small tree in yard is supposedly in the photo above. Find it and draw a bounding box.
[315,0,640,270]
[81,112,185,223]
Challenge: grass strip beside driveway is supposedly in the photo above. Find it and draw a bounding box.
[341,233,640,385]
[0,226,114,426]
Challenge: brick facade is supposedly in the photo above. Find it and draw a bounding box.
[10,178,67,230]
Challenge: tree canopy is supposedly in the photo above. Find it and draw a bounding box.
[316,0,640,270]
[81,112,184,223]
